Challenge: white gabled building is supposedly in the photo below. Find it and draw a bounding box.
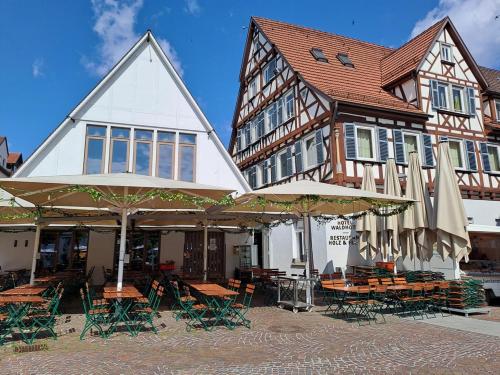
[0,31,257,284]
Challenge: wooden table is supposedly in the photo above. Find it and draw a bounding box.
[103,284,144,337]
[0,286,48,296]
[187,282,238,329]
[0,295,45,304]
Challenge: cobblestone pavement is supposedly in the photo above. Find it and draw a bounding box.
[1,305,499,374]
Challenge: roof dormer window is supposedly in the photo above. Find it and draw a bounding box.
[310,48,328,63]
[337,53,354,68]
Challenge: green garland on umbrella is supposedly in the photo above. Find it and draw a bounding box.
[63,186,236,208]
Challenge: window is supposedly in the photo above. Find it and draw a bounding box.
[496,100,500,121]
[133,130,153,175]
[403,132,420,162]
[157,131,175,179]
[284,91,295,121]
[295,229,305,262]
[266,103,278,131]
[256,113,265,139]
[310,48,328,62]
[441,43,453,63]
[356,127,375,160]
[114,231,160,272]
[448,139,465,169]
[248,77,258,99]
[452,86,464,112]
[258,162,266,187]
[178,133,196,182]
[110,127,130,173]
[431,80,474,114]
[263,58,277,85]
[337,53,354,68]
[38,230,88,272]
[244,124,251,145]
[248,166,257,189]
[487,145,500,172]
[84,125,106,174]
[278,150,290,180]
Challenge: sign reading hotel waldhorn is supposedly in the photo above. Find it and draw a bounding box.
[324,218,360,273]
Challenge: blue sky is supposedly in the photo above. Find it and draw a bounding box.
[0,0,499,158]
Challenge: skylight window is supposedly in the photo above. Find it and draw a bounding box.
[337,53,354,68]
[310,48,328,63]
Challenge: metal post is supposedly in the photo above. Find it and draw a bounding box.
[203,222,208,281]
[116,208,128,291]
[303,213,312,305]
[452,257,460,280]
[29,222,42,285]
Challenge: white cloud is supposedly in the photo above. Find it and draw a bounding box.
[411,0,500,68]
[32,58,44,78]
[158,38,184,77]
[184,0,201,16]
[83,0,183,76]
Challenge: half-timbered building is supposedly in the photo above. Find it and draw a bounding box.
[229,17,500,276]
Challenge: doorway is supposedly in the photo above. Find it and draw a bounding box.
[183,231,225,279]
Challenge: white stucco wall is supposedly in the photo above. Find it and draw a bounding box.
[0,230,35,271]
[86,231,116,285]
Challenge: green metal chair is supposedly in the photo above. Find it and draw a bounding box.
[229,284,255,328]
[170,281,209,331]
[25,288,64,344]
[131,285,164,335]
[79,288,110,340]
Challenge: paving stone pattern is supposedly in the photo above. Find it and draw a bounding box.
[1,306,499,374]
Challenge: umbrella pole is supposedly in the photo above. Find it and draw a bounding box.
[117,208,128,291]
[203,222,208,281]
[29,222,42,285]
[303,213,312,305]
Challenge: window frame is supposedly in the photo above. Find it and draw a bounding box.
[495,99,500,122]
[354,125,377,162]
[402,130,422,164]
[133,130,153,176]
[156,131,176,179]
[263,58,277,86]
[487,143,500,173]
[248,77,258,100]
[178,132,197,182]
[303,133,320,169]
[109,127,131,173]
[84,125,107,174]
[448,138,466,170]
[451,85,465,113]
[277,149,289,180]
[440,42,453,63]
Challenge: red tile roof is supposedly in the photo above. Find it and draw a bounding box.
[480,66,500,94]
[7,152,22,164]
[381,18,447,86]
[253,17,427,117]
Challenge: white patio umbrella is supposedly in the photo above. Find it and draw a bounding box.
[381,159,402,265]
[401,153,435,267]
[433,143,471,279]
[356,165,378,260]
[0,173,233,290]
[223,179,411,304]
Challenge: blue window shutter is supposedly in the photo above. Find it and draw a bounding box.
[422,134,434,167]
[263,160,269,185]
[270,155,277,182]
[344,123,356,159]
[377,127,388,162]
[294,142,303,173]
[315,130,324,163]
[286,147,293,176]
[479,142,491,172]
[431,80,439,109]
[467,87,476,116]
[465,140,477,171]
[393,129,405,164]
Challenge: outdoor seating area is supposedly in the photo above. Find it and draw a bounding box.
[320,275,453,325]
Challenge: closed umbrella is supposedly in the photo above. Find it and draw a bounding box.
[381,159,402,263]
[401,153,435,265]
[0,173,233,289]
[433,142,471,279]
[224,179,411,304]
[356,165,378,260]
